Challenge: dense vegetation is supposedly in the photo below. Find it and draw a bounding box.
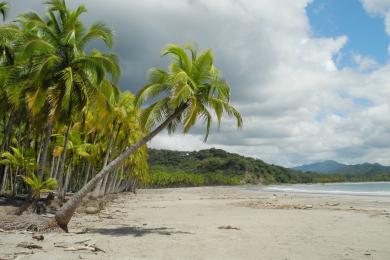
[0,1,243,231]
[147,148,390,187]
[147,148,312,186]
[0,0,148,200]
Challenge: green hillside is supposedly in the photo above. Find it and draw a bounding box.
[146,148,390,188]
[147,148,315,187]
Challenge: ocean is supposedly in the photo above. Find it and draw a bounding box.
[261,182,390,196]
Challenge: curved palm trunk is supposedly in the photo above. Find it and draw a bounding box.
[55,104,187,232]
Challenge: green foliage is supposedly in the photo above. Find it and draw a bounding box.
[21,173,57,199]
[145,171,205,188]
[0,1,8,21]
[136,44,242,141]
[0,0,147,198]
[0,147,36,171]
[144,170,241,188]
[148,148,390,187]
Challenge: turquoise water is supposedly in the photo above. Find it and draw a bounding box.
[262,182,390,196]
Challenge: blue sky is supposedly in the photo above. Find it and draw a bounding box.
[307,0,388,68]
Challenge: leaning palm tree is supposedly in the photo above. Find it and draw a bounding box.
[0,1,8,22]
[55,44,243,232]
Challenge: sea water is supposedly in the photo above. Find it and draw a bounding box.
[261,182,390,196]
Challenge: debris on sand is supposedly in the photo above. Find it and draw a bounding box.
[218,225,240,230]
[32,234,44,241]
[17,242,43,249]
[54,242,105,253]
[325,202,340,207]
[235,201,314,210]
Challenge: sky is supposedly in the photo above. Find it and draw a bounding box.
[7,0,390,167]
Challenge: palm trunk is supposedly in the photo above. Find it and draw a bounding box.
[0,166,8,193]
[92,125,115,198]
[105,167,117,194]
[61,159,73,199]
[49,156,56,178]
[53,155,61,181]
[57,124,72,201]
[1,109,15,152]
[100,123,122,197]
[37,121,52,179]
[83,162,92,186]
[55,104,187,232]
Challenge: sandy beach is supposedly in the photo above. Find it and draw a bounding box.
[1,186,390,260]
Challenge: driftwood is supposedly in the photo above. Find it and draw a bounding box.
[54,242,105,253]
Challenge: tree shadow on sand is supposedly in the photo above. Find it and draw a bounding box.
[86,226,193,237]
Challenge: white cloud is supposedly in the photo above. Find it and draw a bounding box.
[361,0,390,15]
[352,53,379,71]
[361,0,390,41]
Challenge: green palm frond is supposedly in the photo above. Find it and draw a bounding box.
[0,1,9,22]
[22,173,57,198]
[79,22,114,49]
[137,44,243,141]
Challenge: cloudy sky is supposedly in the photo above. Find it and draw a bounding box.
[7,0,390,167]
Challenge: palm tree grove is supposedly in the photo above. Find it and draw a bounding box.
[0,0,242,232]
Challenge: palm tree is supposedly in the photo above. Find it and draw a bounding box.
[15,0,119,180]
[0,1,8,22]
[19,173,57,214]
[55,44,243,232]
[0,147,37,196]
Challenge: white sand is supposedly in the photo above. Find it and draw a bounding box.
[1,186,390,260]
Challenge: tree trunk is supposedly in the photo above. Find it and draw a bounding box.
[83,162,92,186]
[49,156,56,178]
[37,121,52,179]
[92,125,115,199]
[53,155,61,181]
[57,124,72,201]
[0,166,8,193]
[61,160,72,199]
[1,109,15,152]
[55,104,187,232]
[100,123,122,197]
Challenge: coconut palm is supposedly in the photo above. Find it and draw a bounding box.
[0,147,37,196]
[0,1,8,22]
[19,173,57,214]
[55,44,243,232]
[15,0,119,180]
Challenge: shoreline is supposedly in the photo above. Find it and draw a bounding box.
[1,186,390,259]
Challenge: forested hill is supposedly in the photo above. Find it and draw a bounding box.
[294,161,390,176]
[147,148,390,187]
[147,148,316,186]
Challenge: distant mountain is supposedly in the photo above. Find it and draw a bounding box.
[294,161,390,176]
[294,160,346,174]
